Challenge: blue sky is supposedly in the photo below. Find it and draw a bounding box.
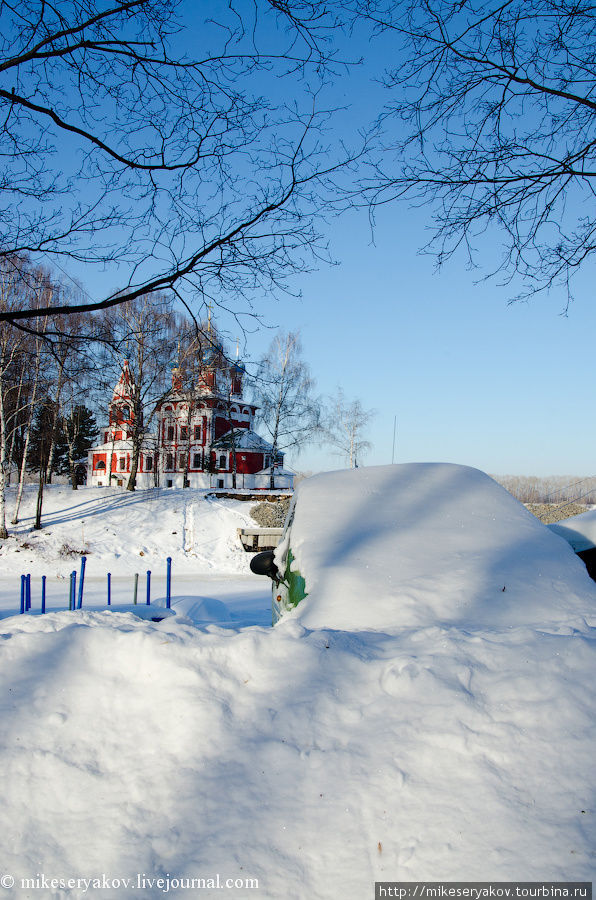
[223,8,596,479]
[242,197,596,478]
[59,4,596,478]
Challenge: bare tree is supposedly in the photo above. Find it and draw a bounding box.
[40,306,97,484]
[357,0,596,303]
[253,331,320,488]
[320,387,374,468]
[0,267,29,538]
[11,321,46,524]
[0,258,57,535]
[0,1,358,328]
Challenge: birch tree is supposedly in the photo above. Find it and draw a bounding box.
[253,332,320,488]
[0,258,39,537]
[320,387,375,468]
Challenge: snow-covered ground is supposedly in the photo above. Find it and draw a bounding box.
[0,477,595,899]
[0,485,268,626]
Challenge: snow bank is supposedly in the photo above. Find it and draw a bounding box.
[0,485,256,581]
[284,463,596,630]
[549,507,596,552]
[0,473,594,897]
[0,609,594,897]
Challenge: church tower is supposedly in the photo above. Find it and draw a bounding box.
[108,360,137,437]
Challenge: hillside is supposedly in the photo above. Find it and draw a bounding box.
[0,485,269,626]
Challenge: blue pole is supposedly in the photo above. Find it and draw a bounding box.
[41,575,46,615]
[77,556,87,609]
[26,574,31,611]
[107,572,111,606]
[146,570,151,605]
[70,571,76,611]
[20,575,25,614]
[166,557,172,609]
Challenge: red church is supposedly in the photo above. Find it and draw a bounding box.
[87,342,294,491]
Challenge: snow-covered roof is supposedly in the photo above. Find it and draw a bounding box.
[257,465,294,476]
[276,462,596,631]
[88,433,157,454]
[212,428,274,453]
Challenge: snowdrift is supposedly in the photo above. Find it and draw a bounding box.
[0,475,595,896]
[284,463,596,631]
[550,507,596,552]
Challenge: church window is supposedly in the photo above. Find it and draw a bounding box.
[120,405,129,419]
[119,457,126,471]
[193,453,201,469]
[96,460,106,470]
[167,425,174,441]
[179,453,186,469]
[194,424,201,440]
[166,453,173,469]
[180,425,188,441]
[219,454,226,468]
[145,456,153,471]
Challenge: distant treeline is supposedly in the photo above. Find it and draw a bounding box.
[493,475,596,506]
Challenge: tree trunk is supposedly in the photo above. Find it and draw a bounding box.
[34,466,45,529]
[0,468,8,538]
[12,337,42,523]
[11,412,34,523]
[68,454,78,490]
[45,359,65,483]
[0,424,8,539]
[108,435,115,488]
[127,438,140,491]
[5,368,24,486]
[231,437,237,490]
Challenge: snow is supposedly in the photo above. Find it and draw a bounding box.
[283,463,596,630]
[0,472,595,897]
[549,507,596,552]
[211,427,274,452]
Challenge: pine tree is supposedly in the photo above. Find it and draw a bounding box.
[58,406,99,485]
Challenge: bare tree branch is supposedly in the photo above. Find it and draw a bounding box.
[356,0,596,302]
[0,0,357,324]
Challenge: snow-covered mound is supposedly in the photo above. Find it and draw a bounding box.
[0,484,257,579]
[0,473,595,896]
[549,507,596,552]
[283,463,596,631]
[1,608,594,894]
